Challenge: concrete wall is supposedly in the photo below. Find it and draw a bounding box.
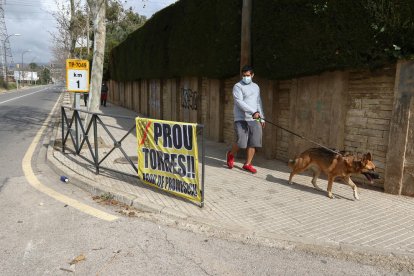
[108,61,414,196]
[384,61,414,196]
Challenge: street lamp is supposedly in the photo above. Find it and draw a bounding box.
[2,33,21,87]
[21,49,31,87]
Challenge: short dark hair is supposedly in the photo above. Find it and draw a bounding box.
[241,65,254,73]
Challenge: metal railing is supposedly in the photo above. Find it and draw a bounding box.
[60,105,205,207]
[61,105,138,177]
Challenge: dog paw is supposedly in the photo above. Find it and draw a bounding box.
[328,193,335,199]
[354,192,360,200]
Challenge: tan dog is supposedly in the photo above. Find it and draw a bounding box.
[288,148,379,199]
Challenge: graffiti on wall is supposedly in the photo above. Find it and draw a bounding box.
[181,88,199,110]
[149,81,161,111]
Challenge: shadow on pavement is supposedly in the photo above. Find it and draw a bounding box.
[266,174,355,201]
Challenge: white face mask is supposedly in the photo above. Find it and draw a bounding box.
[242,76,252,84]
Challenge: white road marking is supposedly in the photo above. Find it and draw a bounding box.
[0,87,49,105]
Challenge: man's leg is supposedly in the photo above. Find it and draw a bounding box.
[227,143,238,169]
[227,121,247,169]
[242,147,257,173]
[245,147,255,165]
[242,121,262,173]
[230,143,239,155]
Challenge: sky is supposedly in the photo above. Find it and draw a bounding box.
[3,0,177,66]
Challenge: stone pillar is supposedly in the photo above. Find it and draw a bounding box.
[384,60,414,194]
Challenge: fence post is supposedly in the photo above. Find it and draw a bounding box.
[94,114,99,174]
[61,106,65,153]
[74,109,79,152]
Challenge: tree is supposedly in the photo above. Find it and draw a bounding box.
[39,68,52,84]
[50,0,85,59]
[104,2,146,78]
[86,0,106,113]
[29,62,38,71]
[49,0,146,112]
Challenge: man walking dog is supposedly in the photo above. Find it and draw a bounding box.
[226,65,265,174]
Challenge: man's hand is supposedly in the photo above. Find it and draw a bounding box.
[252,112,260,119]
[261,121,265,128]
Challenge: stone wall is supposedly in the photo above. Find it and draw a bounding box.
[344,67,395,186]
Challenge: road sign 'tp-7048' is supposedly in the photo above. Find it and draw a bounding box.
[66,59,89,92]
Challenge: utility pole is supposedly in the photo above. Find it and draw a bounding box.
[0,1,15,86]
[240,0,252,72]
[3,33,20,87]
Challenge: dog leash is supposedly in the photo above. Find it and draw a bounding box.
[254,115,342,156]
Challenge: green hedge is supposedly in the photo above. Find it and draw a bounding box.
[252,0,414,79]
[110,0,241,81]
[110,0,414,81]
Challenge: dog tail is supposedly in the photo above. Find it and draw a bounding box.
[288,159,296,168]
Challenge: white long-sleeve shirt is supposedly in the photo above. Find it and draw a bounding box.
[232,80,265,121]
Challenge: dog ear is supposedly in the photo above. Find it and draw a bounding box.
[362,152,372,162]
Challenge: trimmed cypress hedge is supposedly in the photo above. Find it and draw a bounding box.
[252,0,414,79]
[110,0,241,81]
[110,0,414,81]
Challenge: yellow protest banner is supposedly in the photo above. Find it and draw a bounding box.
[136,118,201,202]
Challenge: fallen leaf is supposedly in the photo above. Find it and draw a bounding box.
[69,254,86,265]
[60,267,74,273]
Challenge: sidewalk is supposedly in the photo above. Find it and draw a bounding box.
[48,93,414,259]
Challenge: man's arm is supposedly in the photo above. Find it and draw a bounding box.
[233,84,256,114]
[257,91,265,119]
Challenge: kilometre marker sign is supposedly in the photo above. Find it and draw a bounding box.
[66,59,89,92]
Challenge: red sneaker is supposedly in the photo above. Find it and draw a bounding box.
[242,163,257,174]
[226,151,234,169]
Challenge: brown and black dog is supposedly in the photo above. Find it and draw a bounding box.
[288,148,380,199]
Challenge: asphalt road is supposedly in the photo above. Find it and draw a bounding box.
[0,85,59,185]
[0,86,410,275]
